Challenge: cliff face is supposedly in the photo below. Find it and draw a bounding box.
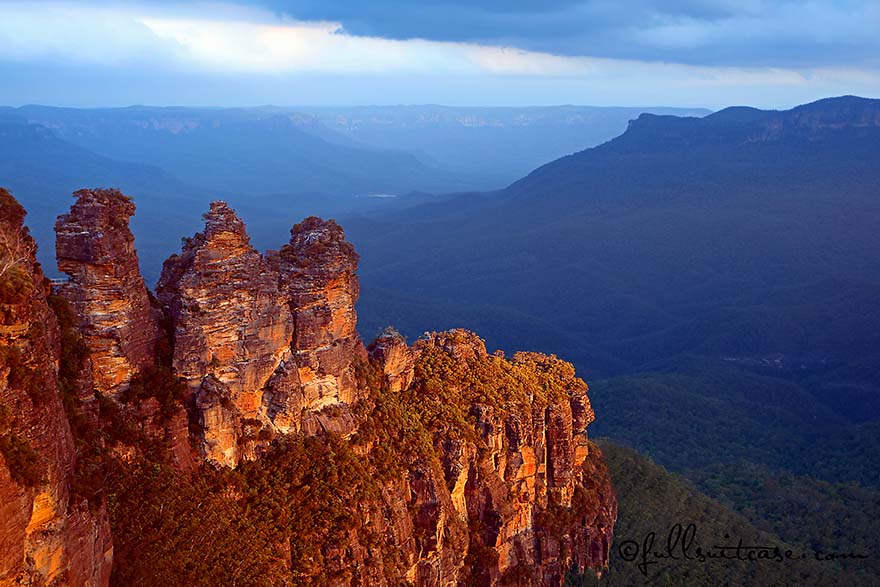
[55,189,160,398]
[157,205,366,466]
[389,330,615,586]
[271,217,367,433]
[0,189,112,587]
[1,188,615,587]
[156,202,293,466]
[54,189,193,471]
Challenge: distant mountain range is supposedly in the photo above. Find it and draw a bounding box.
[349,96,880,384]
[3,104,709,197]
[0,120,209,278]
[9,105,456,196]
[286,104,709,187]
[342,97,880,582]
[0,103,708,280]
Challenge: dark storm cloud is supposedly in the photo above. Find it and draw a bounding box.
[255,0,880,67]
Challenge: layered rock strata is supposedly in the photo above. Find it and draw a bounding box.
[395,330,616,586]
[269,217,367,435]
[156,202,292,466]
[0,189,112,587]
[55,189,159,397]
[157,204,366,465]
[270,216,366,406]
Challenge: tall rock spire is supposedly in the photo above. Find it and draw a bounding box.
[157,206,368,466]
[157,201,293,466]
[55,188,160,397]
[273,216,367,408]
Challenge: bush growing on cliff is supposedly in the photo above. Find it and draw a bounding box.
[0,344,51,405]
[408,341,584,439]
[105,432,398,587]
[48,295,90,425]
[122,366,187,421]
[0,404,10,432]
[0,200,35,304]
[0,264,33,304]
[0,432,42,487]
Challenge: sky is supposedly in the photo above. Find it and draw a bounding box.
[0,0,878,109]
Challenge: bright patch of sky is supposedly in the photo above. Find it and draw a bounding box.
[0,1,877,109]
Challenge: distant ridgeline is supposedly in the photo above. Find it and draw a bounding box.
[345,95,880,586]
[351,95,880,380]
[0,103,708,284]
[348,96,880,480]
[0,187,615,587]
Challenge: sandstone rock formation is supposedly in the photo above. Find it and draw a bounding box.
[54,188,193,471]
[2,188,616,587]
[0,188,112,587]
[55,188,159,397]
[367,327,415,392]
[270,216,367,408]
[404,330,615,585]
[157,204,366,466]
[156,202,292,465]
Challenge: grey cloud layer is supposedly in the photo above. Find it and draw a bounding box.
[1,1,878,108]
[259,0,880,67]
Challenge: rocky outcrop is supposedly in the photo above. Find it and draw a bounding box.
[54,189,193,471]
[367,329,617,585]
[368,328,415,393]
[3,188,615,586]
[271,216,367,407]
[55,189,159,397]
[157,205,366,466]
[268,217,367,439]
[0,188,112,587]
[156,202,292,466]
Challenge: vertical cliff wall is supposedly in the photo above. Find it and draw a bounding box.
[375,329,616,586]
[0,189,112,587]
[157,204,367,466]
[55,189,160,398]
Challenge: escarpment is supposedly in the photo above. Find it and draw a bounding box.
[0,189,112,587]
[395,330,615,585]
[0,187,616,587]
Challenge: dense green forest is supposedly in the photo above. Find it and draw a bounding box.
[347,97,880,583]
[566,442,877,586]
